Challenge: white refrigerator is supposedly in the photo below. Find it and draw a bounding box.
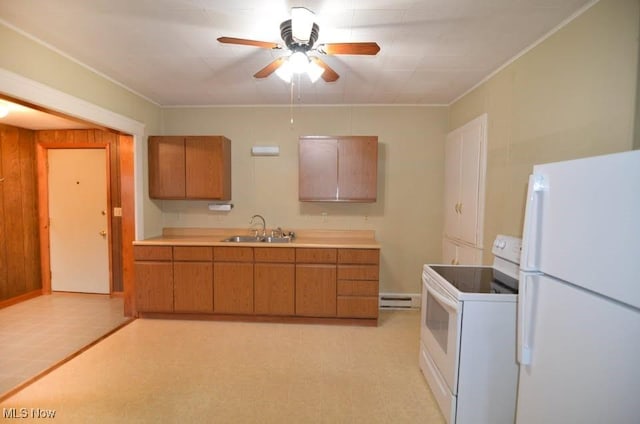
[516,150,640,424]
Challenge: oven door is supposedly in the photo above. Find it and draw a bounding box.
[421,268,462,395]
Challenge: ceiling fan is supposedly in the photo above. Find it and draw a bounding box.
[217,7,380,83]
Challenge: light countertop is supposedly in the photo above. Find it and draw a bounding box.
[134,228,380,249]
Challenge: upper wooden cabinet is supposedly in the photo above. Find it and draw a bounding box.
[443,115,487,248]
[148,135,231,200]
[299,136,378,202]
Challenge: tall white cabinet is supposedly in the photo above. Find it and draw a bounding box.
[442,114,487,265]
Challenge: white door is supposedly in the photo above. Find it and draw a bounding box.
[48,149,109,294]
[458,119,483,245]
[443,131,461,241]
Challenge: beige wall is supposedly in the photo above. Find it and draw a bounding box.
[0,22,164,237]
[1,0,639,293]
[159,106,447,293]
[449,0,639,262]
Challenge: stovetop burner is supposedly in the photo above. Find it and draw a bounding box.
[429,266,518,294]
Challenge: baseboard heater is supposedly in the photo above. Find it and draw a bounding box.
[379,293,421,310]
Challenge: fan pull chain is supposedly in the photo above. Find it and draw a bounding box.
[290,79,294,125]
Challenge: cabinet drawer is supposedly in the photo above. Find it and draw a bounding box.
[134,245,172,261]
[337,280,379,296]
[337,296,378,318]
[214,247,253,262]
[254,247,295,263]
[338,249,379,264]
[296,248,337,264]
[173,246,212,261]
[337,265,379,280]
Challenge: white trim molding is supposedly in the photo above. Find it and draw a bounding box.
[0,67,146,239]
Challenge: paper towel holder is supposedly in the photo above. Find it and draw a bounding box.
[208,203,233,211]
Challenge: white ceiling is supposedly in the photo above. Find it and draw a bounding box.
[0,0,594,107]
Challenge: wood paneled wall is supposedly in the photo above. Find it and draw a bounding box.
[36,129,124,292]
[0,124,41,302]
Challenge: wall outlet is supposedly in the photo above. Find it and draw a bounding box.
[113,207,122,217]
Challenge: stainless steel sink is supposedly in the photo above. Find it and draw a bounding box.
[222,235,263,243]
[222,235,292,243]
[262,236,291,243]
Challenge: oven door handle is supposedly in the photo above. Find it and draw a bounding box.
[424,281,459,313]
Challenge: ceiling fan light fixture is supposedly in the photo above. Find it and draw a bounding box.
[291,7,315,42]
[307,60,325,83]
[275,60,293,83]
[289,51,309,74]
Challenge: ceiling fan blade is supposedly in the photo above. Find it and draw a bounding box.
[253,57,286,79]
[311,57,339,82]
[217,37,280,49]
[317,42,381,55]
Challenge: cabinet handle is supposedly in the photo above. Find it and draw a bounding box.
[454,203,459,213]
[458,203,462,214]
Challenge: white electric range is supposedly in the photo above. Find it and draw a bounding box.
[419,235,521,424]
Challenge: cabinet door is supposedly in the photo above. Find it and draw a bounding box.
[443,131,462,241]
[214,262,254,314]
[174,262,213,312]
[443,115,486,247]
[148,136,185,199]
[442,238,458,265]
[458,120,483,245]
[135,262,173,312]
[295,264,337,317]
[456,243,482,265]
[254,263,295,316]
[185,136,231,200]
[299,137,338,200]
[337,137,378,201]
[442,238,482,265]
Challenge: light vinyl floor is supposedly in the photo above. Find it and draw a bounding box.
[1,310,444,423]
[0,293,131,399]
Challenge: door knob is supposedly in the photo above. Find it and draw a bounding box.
[99,230,107,237]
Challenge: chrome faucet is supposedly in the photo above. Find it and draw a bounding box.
[249,214,266,237]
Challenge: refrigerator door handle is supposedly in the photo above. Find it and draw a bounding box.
[520,174,547,271]
[517,272,535,365]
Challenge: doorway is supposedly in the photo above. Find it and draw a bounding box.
[48,148,110,294]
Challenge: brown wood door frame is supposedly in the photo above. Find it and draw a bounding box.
[36,136,135,316]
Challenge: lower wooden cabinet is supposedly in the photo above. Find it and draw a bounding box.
[134,244,379,324]
[134,246,174,313]
[135,262,174,312]
[295,264,337,317]
[214,262,254,314]
[174,262,213,313]
[336,249,380,319]
[254,263,295,316]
